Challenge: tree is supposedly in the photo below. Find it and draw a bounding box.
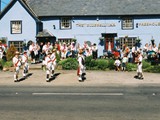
[6,44,17,61]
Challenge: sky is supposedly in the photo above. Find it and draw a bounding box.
[1,0,11,11]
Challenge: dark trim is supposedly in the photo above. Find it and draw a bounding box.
[10,20,22,34]
[38,14,160,19]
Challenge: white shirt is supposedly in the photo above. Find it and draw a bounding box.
[114,60,121,66]
[22,54,28,63]
[13,56,21,67]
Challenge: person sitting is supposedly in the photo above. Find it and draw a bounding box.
[114,57,121,71]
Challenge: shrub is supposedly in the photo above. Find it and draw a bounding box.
[142,60,151,69]
[59,58,78,70]
[0,59,5,70]
[4,61,13,68]
[108,59,115,70]
[6,44,17,61]
[96,59,108,70]
[126,63,137,71]
[144,65,160,73]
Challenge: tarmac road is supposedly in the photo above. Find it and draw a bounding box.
[0,86,160,120]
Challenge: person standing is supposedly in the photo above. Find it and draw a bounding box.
[50,49,57,77]
[92,43,98,60]
[77,49,86,82]
[121,54,128,71]
[134,51,144,79]
[44,50,53,82]
[21,51,29,77]
[29,42,36,64]
[12,51,22,82]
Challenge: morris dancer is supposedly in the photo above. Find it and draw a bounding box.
[22,51,29,77]
[77,49,86,82]
[12,51,21,82]
[44,51,53,82]
[50,49,57,77]
[134,51,144,79]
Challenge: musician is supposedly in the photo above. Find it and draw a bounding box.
[12,51,22,82]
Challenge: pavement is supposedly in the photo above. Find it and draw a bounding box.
[0,63,160,86]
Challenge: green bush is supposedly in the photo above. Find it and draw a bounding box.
[142,60,151,69]
[0,59,5,70]
[96,59,108,70]
[144,65,160,73]
[108,59,115,70]
[4,61,13,68]
[59,58,78,70]
[126,63,137,71]
[57,57,160,73]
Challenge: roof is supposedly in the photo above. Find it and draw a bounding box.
[25,0,160,17]
[36,29,56,38]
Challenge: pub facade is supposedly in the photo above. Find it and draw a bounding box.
[0,0,160,55]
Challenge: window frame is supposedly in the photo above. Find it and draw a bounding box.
[119,37,137,49]
[58,38,74,44]
[60,17,72,30]
[10,20,22,34]
[9,41,23,53]
[121,17,134,30]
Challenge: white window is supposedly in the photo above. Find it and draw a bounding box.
[58,38,74,44]
[119,37,136,49]
[11,21,22,34]
[122,18,133,30]
[60,17,71,29]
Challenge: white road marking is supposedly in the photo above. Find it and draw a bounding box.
[32,93,124,96]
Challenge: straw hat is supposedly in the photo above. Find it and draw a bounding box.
[78,49,83,54]
[15,51,20,55]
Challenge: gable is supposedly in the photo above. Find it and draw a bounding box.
[0,0,40,22]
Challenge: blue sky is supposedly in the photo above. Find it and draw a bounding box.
[1,0,11,11]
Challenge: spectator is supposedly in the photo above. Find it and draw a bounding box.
[114,57,121,71]
[29,42,36,63]
[92,43,98,60]
[121,54,128,71]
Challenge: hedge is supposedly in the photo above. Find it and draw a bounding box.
[57,57,160,73]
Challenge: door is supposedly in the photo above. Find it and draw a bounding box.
[105,37,114,52]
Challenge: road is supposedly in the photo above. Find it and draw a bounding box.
[0,86,160,120]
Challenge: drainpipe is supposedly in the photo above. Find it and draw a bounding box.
[0,0,1,13]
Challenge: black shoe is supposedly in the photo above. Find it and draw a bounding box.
[14,80,19,82]
[134,75,139,78]
[139,77,144,80]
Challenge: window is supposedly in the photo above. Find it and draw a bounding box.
[9,41,23,53]
[122,18,133,30]
[11,21,22,34]
[119,37,136,49]
[58,38,74,44]
[60,17,71,29]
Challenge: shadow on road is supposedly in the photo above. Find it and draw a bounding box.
[18,73,33,82]
[48,73,61,82]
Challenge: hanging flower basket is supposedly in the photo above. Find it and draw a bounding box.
[99,37,104,46]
